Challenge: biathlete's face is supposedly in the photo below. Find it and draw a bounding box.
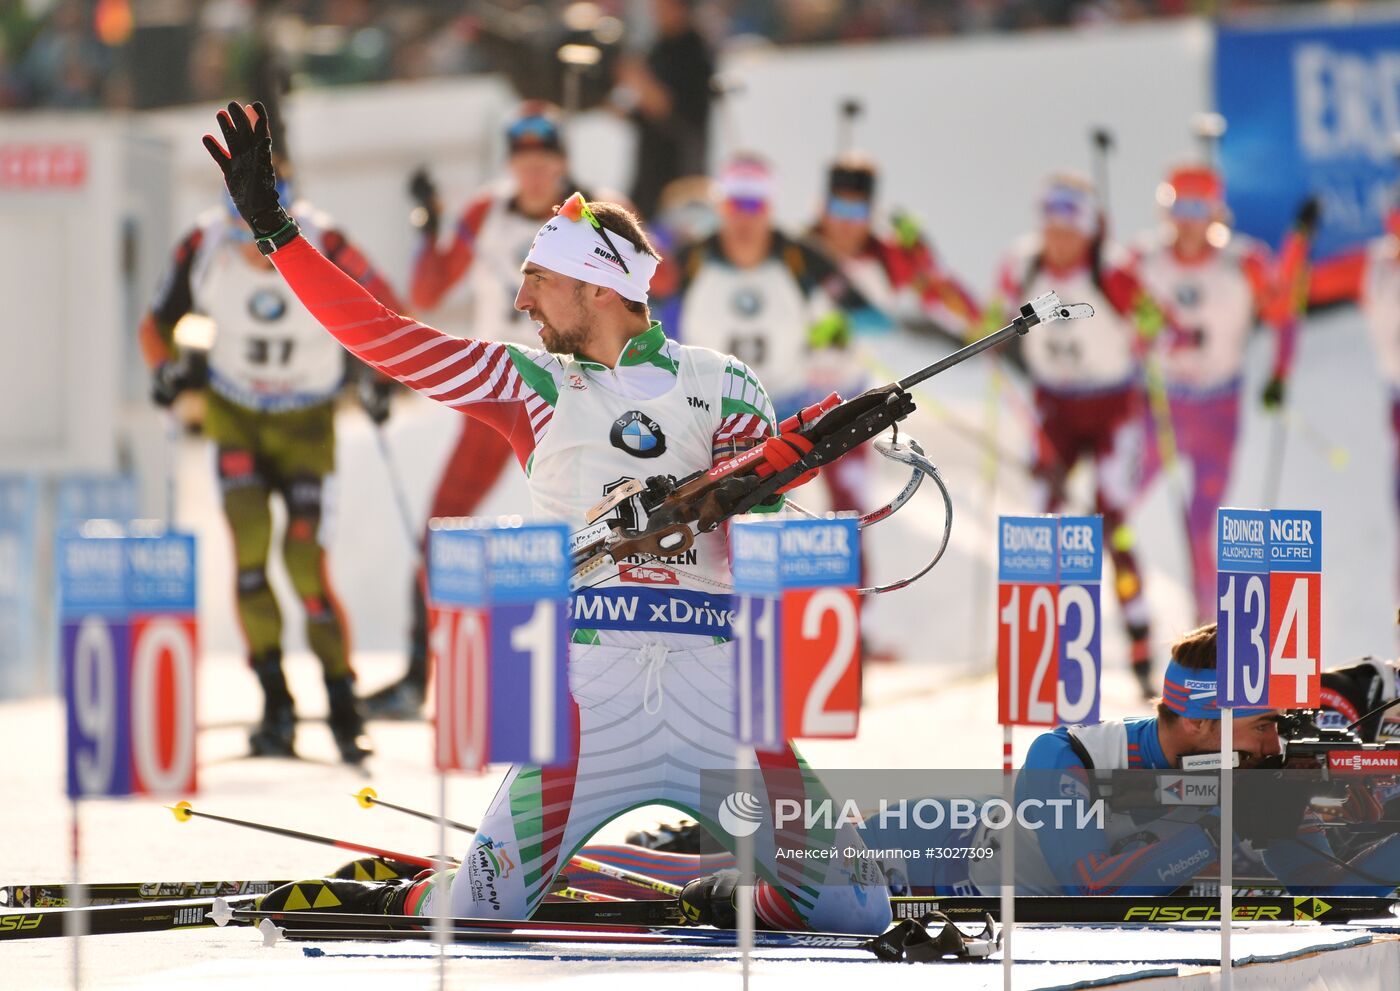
[516,262,592,355]
[1041,221,1093,269]
[511,148,567,206]
[1186,710,1284,767]
[822,194,872,258]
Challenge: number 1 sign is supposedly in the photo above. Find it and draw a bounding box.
[998,516,1058,727]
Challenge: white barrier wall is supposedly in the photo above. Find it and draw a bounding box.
[1,21,1229,665]
[718,19,1214,289]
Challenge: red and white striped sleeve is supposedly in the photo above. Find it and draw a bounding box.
[270,235,562,464]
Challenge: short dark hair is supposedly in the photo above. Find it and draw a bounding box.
[1156,623,1217,724]
[583,201,660,314]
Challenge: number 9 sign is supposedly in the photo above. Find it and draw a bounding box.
[61,529,198,798]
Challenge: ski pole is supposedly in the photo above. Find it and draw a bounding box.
[370,424,420,556]
[350,789,684,898]
[168,801,447,870]
[354,787,474,833]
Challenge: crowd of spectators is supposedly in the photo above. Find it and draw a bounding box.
[0,0,1366,112]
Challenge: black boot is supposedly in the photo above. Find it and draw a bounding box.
[249,650,296,757]
[326,675,373,764]
[626,818,724,855]
[254,877,411,916]
[330,857,423,882]
[679,869,740,928]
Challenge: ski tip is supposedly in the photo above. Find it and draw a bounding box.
[258,917,284,948]
[208,898,233,928]
[168,800,194,823]
[354,786,378,808]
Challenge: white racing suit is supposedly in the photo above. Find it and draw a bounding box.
[266,234,892,934]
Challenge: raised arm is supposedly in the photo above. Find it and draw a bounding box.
[204,101,562,463]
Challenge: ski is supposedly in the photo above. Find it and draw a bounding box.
[244,910,992,960]
[0,896,259,940]
[264,923,896,954]
[889,894,1398,924]
[1,880,283,909]
[0,889,681,940]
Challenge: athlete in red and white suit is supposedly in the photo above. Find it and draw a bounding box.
[996,174,1170,697]
[367,103,596,716]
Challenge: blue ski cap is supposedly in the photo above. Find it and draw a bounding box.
[1161,657,1271,719]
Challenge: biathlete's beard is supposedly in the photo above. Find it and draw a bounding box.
[531,295,591,355]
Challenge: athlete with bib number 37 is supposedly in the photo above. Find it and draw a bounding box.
[203,101,893,934]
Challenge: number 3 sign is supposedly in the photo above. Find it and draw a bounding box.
[730,516,861,752]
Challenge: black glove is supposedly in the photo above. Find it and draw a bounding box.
[202,101,298,253]
[1232,765,1315,848]
[151,358,203,408]
[1260,375,1286,410]
[1293,196,1321,237]
[358,376,393,426]
[407,166,441,241]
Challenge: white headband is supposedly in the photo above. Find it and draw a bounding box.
[525,194,658,304]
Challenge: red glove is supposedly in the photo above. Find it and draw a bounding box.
[754,433,819,493]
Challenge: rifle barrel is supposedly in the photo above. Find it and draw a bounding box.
[898,310,1034,391]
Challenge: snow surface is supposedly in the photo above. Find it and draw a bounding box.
[6,311,1400,988]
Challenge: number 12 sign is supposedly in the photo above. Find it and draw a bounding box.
[998,516,1059,727]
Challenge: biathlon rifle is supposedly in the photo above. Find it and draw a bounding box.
[570,291,1094,594]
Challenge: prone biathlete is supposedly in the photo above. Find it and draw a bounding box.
[366,102,594,718]
[140,177,400,764]
[205,102,892,934]
[1129,165,1298,624]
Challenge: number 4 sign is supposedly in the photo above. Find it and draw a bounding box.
[998,516,1058,727]
[1269,510,1321,707]
[730,516,861,751]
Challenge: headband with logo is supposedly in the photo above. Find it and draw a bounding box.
[1161,658,1272,719]
[525,192,658,304]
